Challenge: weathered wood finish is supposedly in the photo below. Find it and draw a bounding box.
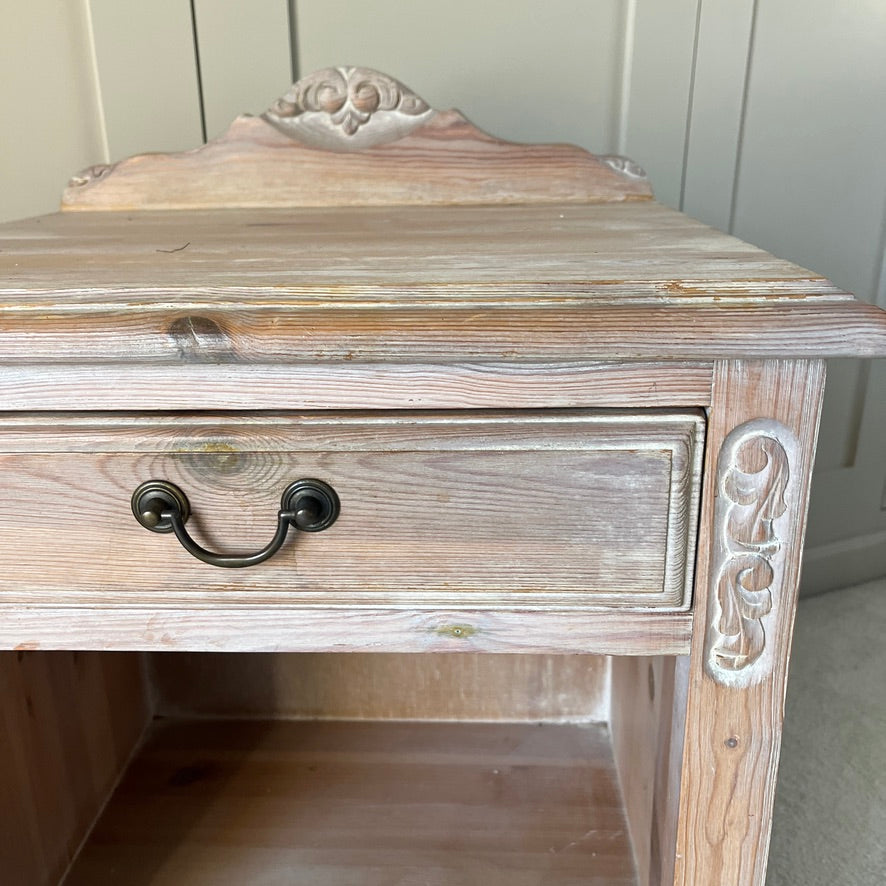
[0,411,703,613]
[0,362,714,411]
[150,653,610,724]
[0,651,150,886]
[4,203,885,402]
[61,66,651,211]
[0,203,886,410]
[610,656,684,886]
[6,302,885,366]
[4,63,886,886]
[652,658,690,886]
[0,607,692,656]
[674,359,826,885]
[0,203,844,299]
[64,719,638,885]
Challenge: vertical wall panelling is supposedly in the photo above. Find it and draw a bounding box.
[296,0,625,155]
[83,0,111,166]
[859,216,886,486]
[679,0,756,231]
[729,0,886,471]
[622,0,701,209]
[89,0,204,160]
[189,0,208,144]
[287,0,300,83]
[615,0,637,157]
[192,0,294,139]
[0,1,106,223]
[859,232,886,518]
[726,0,886,589]
[804,355,886,593]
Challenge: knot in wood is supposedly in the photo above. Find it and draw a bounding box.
[168,315,237,363]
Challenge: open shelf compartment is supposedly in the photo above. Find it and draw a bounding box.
[2,651,685,886]
[67,718,636,885]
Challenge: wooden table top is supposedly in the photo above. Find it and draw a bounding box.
[2,201,885,364]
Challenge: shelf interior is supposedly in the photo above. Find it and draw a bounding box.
[63,717,638,885]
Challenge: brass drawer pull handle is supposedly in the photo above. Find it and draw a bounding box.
[131,479,340,568]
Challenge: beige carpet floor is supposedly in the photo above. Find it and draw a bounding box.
[766,577,886,885]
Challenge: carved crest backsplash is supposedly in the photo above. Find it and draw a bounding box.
[62,65,653,209]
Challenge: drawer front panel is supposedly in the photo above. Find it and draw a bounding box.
[0,412,703,610]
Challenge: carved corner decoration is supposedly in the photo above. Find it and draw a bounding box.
[263,66,437,152]
[705,419,799,689]
[68,163,113,189]
[599,155,648,181]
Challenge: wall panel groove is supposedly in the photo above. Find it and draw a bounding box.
[188,0,209,143]
[680,0,756,230]
[677,0,703,213]
[616,0,638,155]
[726,0,759,234]
[192,0,292,139]
[624,0,700,209]
[89,0,204,160]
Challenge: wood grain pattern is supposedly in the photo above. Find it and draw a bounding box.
[60,66,651,211]
[652,657,689,886]
[0,362,714,411]
[610,656,682,886]
[0,607,692,656]
[0,651,150,886]
[5,202,885,378]
[2,62,884,885]
[0,411,703,611]
[64,719,638,885]
[0,202,850,299]
[673,359,826,886]
[150,653,609,724]
[6,303,885,371]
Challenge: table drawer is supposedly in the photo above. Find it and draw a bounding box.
[0,411,703,610]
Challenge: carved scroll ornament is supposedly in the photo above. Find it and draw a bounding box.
[599,155,648,181]
[68,164,112,189]
[263,66,435,151]
[705,419,799,688]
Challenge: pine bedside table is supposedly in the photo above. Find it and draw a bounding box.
[2,67,885,886]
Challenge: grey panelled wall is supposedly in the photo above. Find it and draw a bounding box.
[726,0,886,591]
[0,1,106,222]
[297,0,629,155]
[89,0,204,159]
[1,0,884,593]
[192,0,293,139]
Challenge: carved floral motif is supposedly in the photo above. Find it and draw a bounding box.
[705,419,797,688]
[264,66,433,146]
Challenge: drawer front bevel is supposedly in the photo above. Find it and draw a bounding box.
[0,410,704,611]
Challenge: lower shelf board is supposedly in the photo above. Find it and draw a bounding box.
[64,718,637,885]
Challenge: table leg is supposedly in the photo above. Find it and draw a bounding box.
[673,359,825,885]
